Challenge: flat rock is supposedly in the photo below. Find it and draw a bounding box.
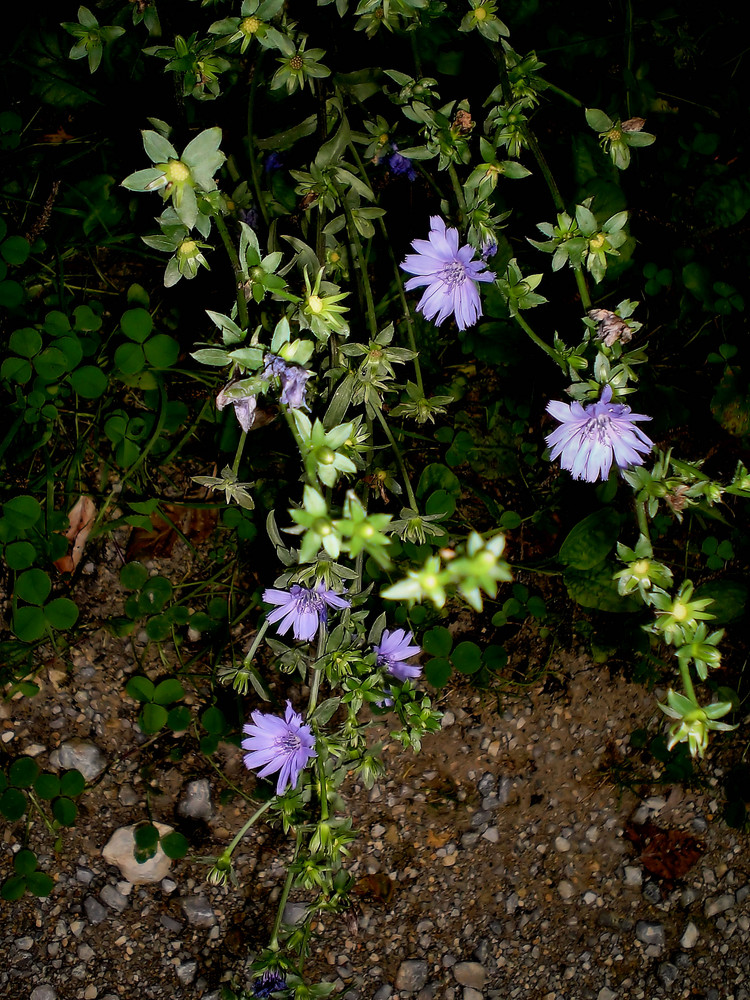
[102,823,173,884]
[454,963,486,989]
[635,921,665,947]
[395,960,429,993]
[705,893,735,917]
[680,921,699,949]
[30,988,57,1000]
[177,778,213,821]
[83,896,108,925]
[181,894,216,927]
[52,739,107,781]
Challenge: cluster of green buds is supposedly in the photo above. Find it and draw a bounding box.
[647,580,716,647]
[658,690,734,758]
[61,5,124,74]
[145,34,231,101]
[496,258,547,316]
[486,100,528,160]
[208,0,285,54]
[530,201,629,284]
[585,108,656,171]
[614,534,673,600]
[623,450,725,520]
[464,137,531,201]
[272,34,330,95]
[458,0,509,41]
[382,531,511,610]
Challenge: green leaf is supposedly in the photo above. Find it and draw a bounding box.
[1,235,30,266]
[585,108,613,131]
[564,560,638,613]
[52,796,78,825]
[34,772,61,800]
[140,703,168,733]
[137,577,173,614]
[13,849,37,876]
[452,641,482,674]
[693,580,748,625]
[60,769,86,797]
[13,606,47,642]
[142,129,178,164]
[9,327,42,358]
[153,678,185,705]
[120,561,149,589]
[134,822,159,849]
[1,875,27,901]
[166,705,191,732]
[9,757,40,788]
[422,627,453,657]
[425,657,452,687]
[201,706,228,735]
[44,598,79,631]
[70,365,108,399]
[126,675,155,702]
[0,787,28,821]
[144,334,179,369]
[558,508,622,570]
[160,831,189,859]
[4,541,36,570]
[114,342,145,375]
[145,614,172,641]
[25,871,54,897]
[310,697,340,726]
[3,495,42,530]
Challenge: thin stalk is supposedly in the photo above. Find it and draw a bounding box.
[269,858,298,951]
[307,625,328,718]
[513,312,567,370]
[225,798,274,858]
[231,429,248,477]
[213,212,249,331]
[574,268,592,311]
[678,659,698,705]
[243,618,271,668]
[161,399,210,467]
[447,163,468,226]
[336,183,377,338]
[543,81,583,107]
[635,499,651,542]
[317,757,329,821]
[373,406,418,509]
[246,51,270,227]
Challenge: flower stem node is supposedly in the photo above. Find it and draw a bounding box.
[658,690,735,759]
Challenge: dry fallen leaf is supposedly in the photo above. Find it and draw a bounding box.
[624,819,703,886]
[54,496,97,573]
[125,503,219,560]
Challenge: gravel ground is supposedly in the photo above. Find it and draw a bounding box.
[1,554,749,1000]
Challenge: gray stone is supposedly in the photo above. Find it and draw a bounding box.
[181,894,216,927]
[705,893,735,917]
[598,990,616,1000]
[160,915,183,933]
[417,986,436,1000]
[15,937,34,951]
[473,939,490,964]
[680,921,699,949]
[77,944,95,962]
[624,866,642,887]
[100,884,128,913]
[395,960,429,993]
[453,963,486,989]
[463,990,483,1000]
[478,772,495,797]
[176,960,197,985]
[76,867,94,884]
[282,901,307,926]
[84,896,108,925]
[642,881,662,904]
[373,987,392,1000]
[555,836,571,853]
[657,962,679,989]
[30,988,57,1000]
[635,921,665,947]
[102,823,173,884]
[497,777,513,805]
[177,778,213,821]
[52,739,107,781]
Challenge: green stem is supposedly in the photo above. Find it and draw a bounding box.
[373,406,418,509]
[246,52,269,228]
[317,757,329,821]
[573,267,592,311]
[214,212,249,331]
[447,163,467,227]
[336,184,377,339]
[231,429,248,477]
[243,618,271,668]
[635,499,651,542]
[269,857,298,951]
[225,798,274,858]
[513,312,567,370]
[678,658,698,705]
[307,625,328,718]
[543,81,583,107]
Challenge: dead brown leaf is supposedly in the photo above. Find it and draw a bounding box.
[54,496,97,573]
[624,819,703,886]
[352,873,395,906]
[125,504,219,560]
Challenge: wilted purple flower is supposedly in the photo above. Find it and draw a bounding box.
[374,628,422,682]
[401,216,494,330]
[263,354,311,410]
[264,152,285,174]
[242,701,316,796]
[386,143,418,182]
[263,583,351,641]
[238,205,260,230]
[545,384,653,483]
[481,239,498,261]
[216,386,257,432]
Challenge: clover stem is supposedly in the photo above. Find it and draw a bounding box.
[231,429,247,477]
[373,406,418,509]
[226,798,274,858]
[243,618,271,668]
[513,313,567,370]
[214,213,249,331]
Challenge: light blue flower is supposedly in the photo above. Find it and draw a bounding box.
[241,701,316,795]
[263,583,350,641]
[545,385,653,482]
[401,217,494,330]
[374,628,422,682]
[263,353,311,410]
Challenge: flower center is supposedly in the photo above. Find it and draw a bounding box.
[474,5,488,19]
[440,260,467,289]
[672,601,689,622]
[289,55,304,71]
[583,414,613,444]
[241,16,261,34]
[165,160,191,184]
[277,732,301,752]
[307,294,324,314]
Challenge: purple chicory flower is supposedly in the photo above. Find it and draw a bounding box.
[263,583,351,641]
[481,239,498,260]
[386,143,418,181]
[264,152,285,174]
[216,386,257,432]
[242,701,316,796]
[263,353,311,410]
[374,628,422,682]
[401,216,494,330]
[545,384,653,483]
[238,205,260,230]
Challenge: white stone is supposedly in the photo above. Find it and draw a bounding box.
[680,922,699,949]
[102,823,173,884]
